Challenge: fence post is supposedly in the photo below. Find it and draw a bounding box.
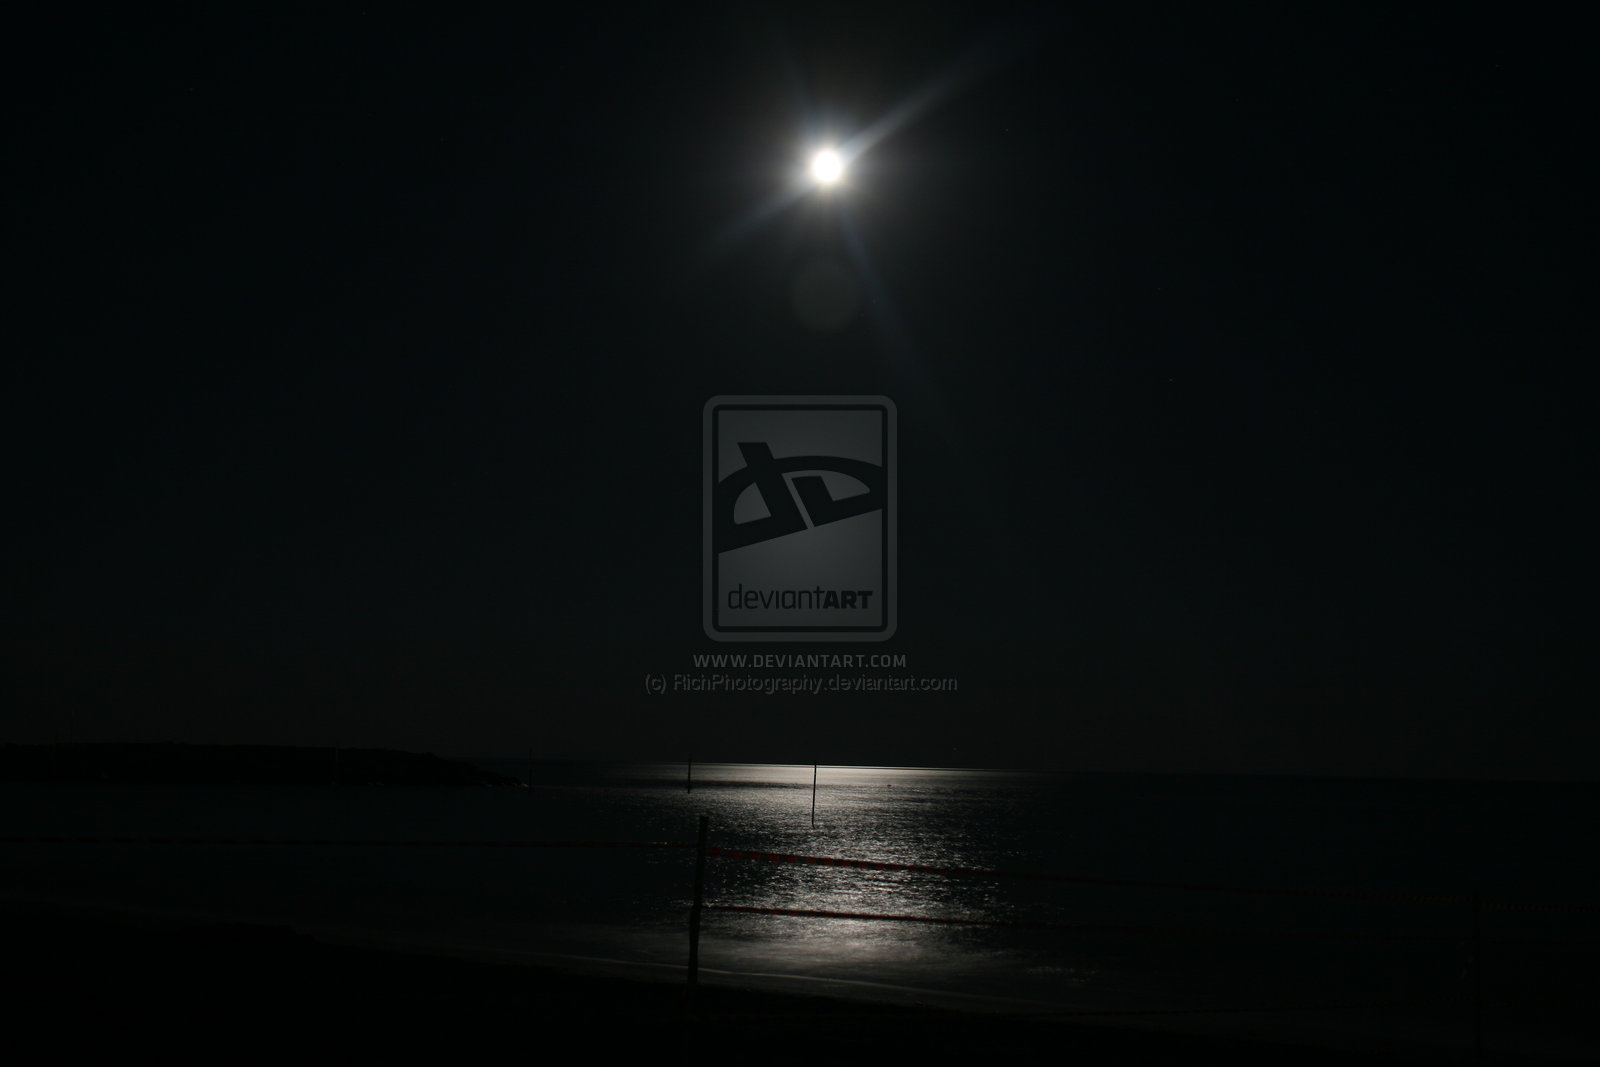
[1472,892,1484,1064]
[811,764,817,827]
[687,815,709,992]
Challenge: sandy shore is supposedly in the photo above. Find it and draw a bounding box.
[4,899,1481,1064]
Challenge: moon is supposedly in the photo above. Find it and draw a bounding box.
[810,149,844,185]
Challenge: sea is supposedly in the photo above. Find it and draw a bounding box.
[2,761,1596,1062]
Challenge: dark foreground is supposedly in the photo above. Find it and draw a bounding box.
[4,901,1509,1065]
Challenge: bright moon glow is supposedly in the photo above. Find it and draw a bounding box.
[810,149,844,184]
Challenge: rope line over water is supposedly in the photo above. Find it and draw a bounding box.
[4,836,1595,915]
[707,903,1470,942]
[704,846,1600,915]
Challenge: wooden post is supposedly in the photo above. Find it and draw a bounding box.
[811,763,818,827]
[1473,892,1484,1063]
[687,815,709,991]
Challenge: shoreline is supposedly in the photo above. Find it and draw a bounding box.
[6,897,1469,1065]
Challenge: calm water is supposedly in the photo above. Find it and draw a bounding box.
[2,762,1596,1061]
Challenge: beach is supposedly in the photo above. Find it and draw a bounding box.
[3,761,1594,1063]
[9,898,1457,1065]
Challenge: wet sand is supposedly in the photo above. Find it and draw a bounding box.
[3,899,1483,1065]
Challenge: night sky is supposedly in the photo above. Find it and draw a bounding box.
[7,7,1592,778]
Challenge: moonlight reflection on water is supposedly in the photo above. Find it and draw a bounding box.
[1,762,1594,1057]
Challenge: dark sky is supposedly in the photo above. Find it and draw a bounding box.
[6,6,1593,778]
